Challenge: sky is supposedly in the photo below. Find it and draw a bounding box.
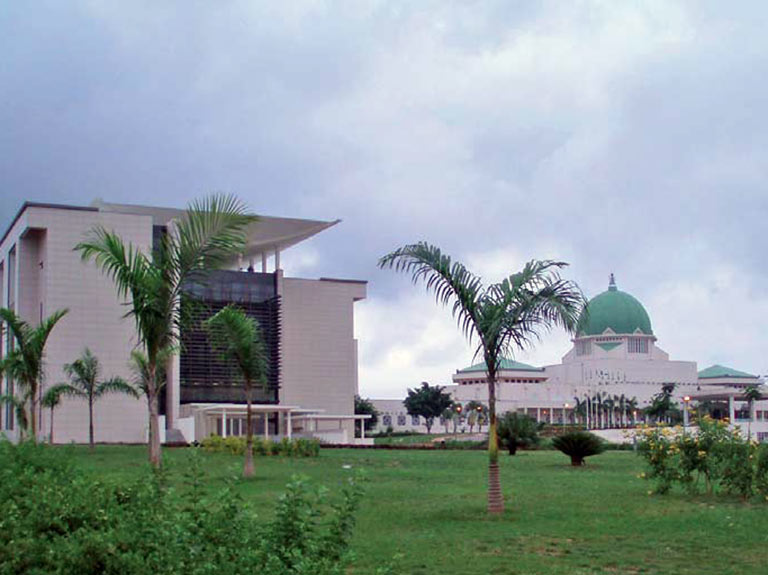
[1,1,767,398]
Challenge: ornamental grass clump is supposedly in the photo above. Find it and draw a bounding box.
[552,431,605,466]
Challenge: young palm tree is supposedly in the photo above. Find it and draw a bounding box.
[379,243,583,514]
[0,307,68,441]
[76,194,254,467]
[48,348,138,449]
[204,305,268,478]
[41,385,66,443]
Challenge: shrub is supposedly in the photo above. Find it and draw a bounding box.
[0,440,362,575]
[637,418,768,499]
[496,412,544,455]
[200,435,320,457]
[552,431,605,466]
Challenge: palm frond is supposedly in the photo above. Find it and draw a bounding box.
[94,377,140,399]
[378,242,483,342]
[204,305,268,385]
[42,383,83,407]
[0,393,29,431]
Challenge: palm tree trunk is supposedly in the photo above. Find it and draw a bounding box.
[147,363,162,468]
[244,380,254,478]
[30,382,38,443]
[487,370,504,514]
[88,397,95,450]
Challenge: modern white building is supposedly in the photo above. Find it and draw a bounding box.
[373,274,768,440]
[0,200,368,445]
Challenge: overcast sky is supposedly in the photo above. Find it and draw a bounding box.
[2,1,767,398]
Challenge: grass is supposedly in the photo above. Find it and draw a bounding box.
[68,446,768,575]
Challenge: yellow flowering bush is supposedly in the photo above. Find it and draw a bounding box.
[637,417,768,499]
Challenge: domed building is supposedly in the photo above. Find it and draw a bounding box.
[449,274,701,426]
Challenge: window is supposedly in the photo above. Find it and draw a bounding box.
[628,338,649,353]
[397,415,407,426]
[576,340,591,356]
[382,415,392,426]
[411,415,420,426]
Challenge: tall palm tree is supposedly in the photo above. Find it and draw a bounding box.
[625,396,639,425]
[204,305,268,478]
[379,244,583,514]
[47,348,138,449]
[0,307,68,441]
[41,385,66,443]
[573,396,585,427]
[76,194,254,467]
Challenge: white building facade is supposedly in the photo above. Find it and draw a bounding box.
[0,200,367,445]
[373,274,768,440]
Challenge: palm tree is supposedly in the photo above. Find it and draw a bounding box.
[41,385,66,443]
[625,396,639,425]
[76,194,254,467]
[0,307,68,441]
[48,348,138,449]
[204,305,269,478]
[603,396,615,428]
[379,244,583,514]
[743,385,763,440]
[465,400,484,433]
[573,396,585,427]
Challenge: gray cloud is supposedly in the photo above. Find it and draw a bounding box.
[2,1,767,396]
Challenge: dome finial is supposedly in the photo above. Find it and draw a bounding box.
[608,273,617,291]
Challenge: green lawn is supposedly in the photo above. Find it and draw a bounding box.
[69,446,767,575]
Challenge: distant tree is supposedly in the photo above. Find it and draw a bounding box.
[497,412,544,455]
[41,385,66,444]
[646,383,680,424]
[465,400,488,433]
[354,395,379,434]
[744,386,763,439]
[49,348,138,449]
[204,306,269,478]
[440,407,454,433]
[403,382,453,434]
[0,307,68,441]
[625,396,639,425]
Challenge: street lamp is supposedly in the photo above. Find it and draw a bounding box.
[563,403,570,429]
[683,395,691,428]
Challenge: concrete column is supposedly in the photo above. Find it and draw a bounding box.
[261,253,267,273]
[286,412,292,439]
[729,395,736,423]
[263,413,269,440]
[274,249,281,271]
[536,407,541,423]
[360,419,365,439]
[165,352,180,430]
[221,410,227,438]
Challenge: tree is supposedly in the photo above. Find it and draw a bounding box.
[380,245,583,514]
[625,396,639,425]
[47,348,138,449]
[552,431,605,466]
[204,305,268,478]
[0,307,68,441]
[354,395,379,435]
[646,383,680,424]
[403,382,453,434]
[465,400,487,433]
[76,194,254,467]
[497,412,544,455]
[440,407,454,433]
[744,385,763,440]
[41,385,66,443]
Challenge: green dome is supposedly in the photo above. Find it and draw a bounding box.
[577,274,653,336]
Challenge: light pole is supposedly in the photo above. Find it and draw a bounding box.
[683,395,691,428]
[563,403,569,429]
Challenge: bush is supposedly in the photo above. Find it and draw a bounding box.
[200,435,320,457]
[552,431,605,466]
[496,412,544,455]
[637,418,768,499]
[0,440,362,575]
